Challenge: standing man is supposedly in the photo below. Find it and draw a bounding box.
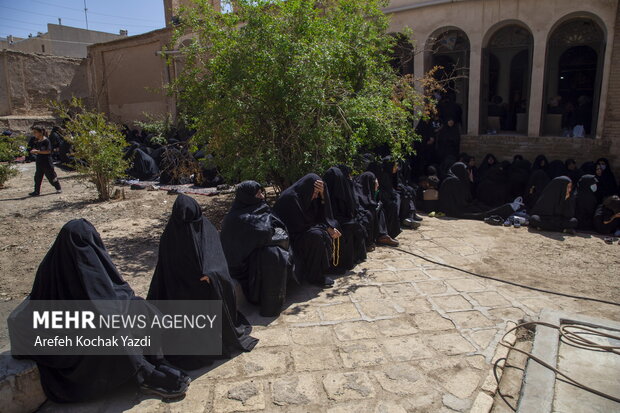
[29,125,62,196]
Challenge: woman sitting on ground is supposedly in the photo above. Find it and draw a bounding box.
[593,195,620,235]
[273,174,342,288]
[323,166,368,272]
[9,219,189,402]
[147,194,257,369]
[574,174,598,231]
[530,176,578,234]
[220,181,293,317]
[439,162,517,220]
[354,171,399,247]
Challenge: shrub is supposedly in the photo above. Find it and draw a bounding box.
[0,137,22,188]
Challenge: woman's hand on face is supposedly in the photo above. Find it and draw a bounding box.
[255,189,265,199]
[327,227,342,239]
[200,275,211,283]
[313,180,325,199]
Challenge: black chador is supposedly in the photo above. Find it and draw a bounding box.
[574,175,598,231]
[530,176,578,232]
[272,174,339,286]
[147,194,257,368]
[126,146,159,181]
[354,171,389,243]
[439,162,514,220]
[524,169,550,210]
[323,167,367,271]
[220,181,293,317]
[8,219,188,402]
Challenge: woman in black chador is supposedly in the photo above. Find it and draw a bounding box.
[272,174,341,288]
[147,194,257,369]
[574,175,598,231]
[8,219,189,403]
[439,162,515,220]
[594,158,618,203]
[530,176,578,233]
[220,181,293,317]
[353,171,399,247]
[323,167,367,272]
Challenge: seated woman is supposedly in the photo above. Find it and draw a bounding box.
[475,163,510,208]
[594,158,618,203]
[593,195,620,235]
[126,145,160,181]
[530,176,578,234]
[574,175,598,231]
[220,181,293,317]
[9,219,189,402]
[273,174,341,288]
[323,167,368,272]
[147,194,257,369]
[354,171,399,247]
[524,168,550,210]
[439,162,516,220]
[477,153,498,181]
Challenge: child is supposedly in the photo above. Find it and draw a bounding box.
[29,126,61,196]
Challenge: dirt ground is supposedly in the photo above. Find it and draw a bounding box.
[0,163,619,352]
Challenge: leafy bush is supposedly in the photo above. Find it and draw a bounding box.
[134,113,174,145]
[0,137,22,188]
[172,0,425,189]
[52,98,128,201]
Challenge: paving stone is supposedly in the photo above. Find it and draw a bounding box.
[322,372,376,401]
[469,329,498,350]
[204,358,242,379]
[374,364,423,395]
[442,368,483,399]
[446,278,487,292]
[432,295,473,312]
[414,280,451,295]
[374,317,418,336]
[290,325,334,345]
[447,311,495,329]
[466,355,488,370]
[381,283,420,299]
[487,307,526,322]
[399,384,443,412]
[374,400,407,413]
[281,305,321,324]
[326,401,369,413]
[385,259,419,270]
[348,285,385,301]
[291,346,339,372]
[418,357,464,373]
[168,377,211,413]
[424,332,476,355]
[367,271,402,283]
[393,297,433,314]
[468,291,511,307]
[333,321,378,341]
[413,311,456,331]
[213,379,265,412]
[320,303,361,321]
[338,341,387,368]
[442,394,472,412]
[470,392,494,413]
[271,375,320,406]
[251,327,292,348]
[382,335,434,361]
[357,299,402,318]
[424,268,461,280]
[396,269,429,281]
[240,349,288,377]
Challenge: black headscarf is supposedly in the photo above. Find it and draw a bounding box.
[476,164,509,207]
[323,167,356,222]
[532,155,549,172]
[147,194,257,357]
[8,219,141,403]
[272,173,338,240]
[127,148,159,181]
[580,161,596,175]
[595,158,618,202]
[478,153,497,179]
[508,159,531,198]
[354,172,378,210]
[547,160,568,179]
[531,176,575,218]
[574,174,598,230]
[439,162,473,216]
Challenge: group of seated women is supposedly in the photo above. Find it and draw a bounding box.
[414,153,620,235]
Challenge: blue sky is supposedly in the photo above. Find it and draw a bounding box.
[0,0,166,39]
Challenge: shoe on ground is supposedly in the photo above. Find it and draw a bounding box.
[376,235,399,247]
[412,214,423,222]
[563,228,576,235]
[56,189,62,194]
[140,381,188,400]
[28,191,40,197]
[323,277,335,288]
[402,218,420,229]
[366,244,376,252]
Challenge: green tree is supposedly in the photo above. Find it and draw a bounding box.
[0,137,22,188]
[53,98,128,201]
[172,0,424,189]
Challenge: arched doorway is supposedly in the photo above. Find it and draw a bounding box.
[542,18,605,137]
[425,28,470,132]
[480,24,533,135]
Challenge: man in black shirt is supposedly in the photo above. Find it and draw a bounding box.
[29,126,62,196]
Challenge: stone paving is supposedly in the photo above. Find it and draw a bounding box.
[33,218,620,412]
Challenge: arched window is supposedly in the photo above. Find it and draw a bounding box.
[480,24,533,135]
[542,18,605,137]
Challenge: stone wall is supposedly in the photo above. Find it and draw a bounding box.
[603,3,620,173]
[0,50,89,118]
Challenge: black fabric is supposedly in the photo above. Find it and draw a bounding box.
[524,169,550,210]
[34,161,61,193]
[272,174,336,284]
[532,155,549,172]
[436,123,460,162]
[595,158,618,203]
[413,119,437,177]
[369,159,402,238]
[147,194,257,367]
[580,161,596,175]
[530,215,578,232]
[574,175,598,230]
[475,164,509,207]
[565,159,582,185]
[127,148,159,181]
[8,219,145,403]
[220,181,293,316]
[531,176,575,220]
[508,159,531,199]
[547,160,568,179]
[593,204,620,234]
[353,171,389,241]
[477,153,498,180]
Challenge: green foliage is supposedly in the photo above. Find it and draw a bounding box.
[134,113,174,145]
[172,0,423,189]
[52,98,128,201]
[0,137,21,188]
